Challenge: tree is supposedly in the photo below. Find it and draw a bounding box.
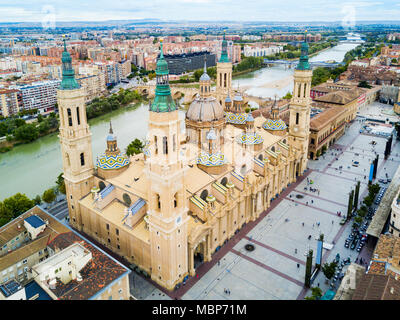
[347,190,354,221]
[358,81,372,89]
[354,181,361,210]
[14,124,39,142]
[305,287,323,300]
[322,261,337,280]
[126,138,144,156]
[282,92,292,100]
[42,188,56,204]
[2,193,34,219]
[33,195,41,205]
[363,196,373,207]
[354,215,363,224]
[0,202,13,227]
[56,173,66,194]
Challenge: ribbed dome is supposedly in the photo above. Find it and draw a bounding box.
[200,72,211,81]
[186,97,224,122]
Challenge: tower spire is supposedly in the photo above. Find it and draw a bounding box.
[60,35,80,90]
[219,31,230,63]
[296,30,310,71]
[150,38,176,113]
[109,121,113,135]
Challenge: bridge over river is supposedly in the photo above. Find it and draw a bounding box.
[263,59,345,68]
[136,85,269,107]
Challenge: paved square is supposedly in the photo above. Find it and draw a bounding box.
[179,112,400,300]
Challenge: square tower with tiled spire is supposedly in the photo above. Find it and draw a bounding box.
[145,39,190,291]
[288,31,312,176]
[216,33,232,109]
[58,38,94,230]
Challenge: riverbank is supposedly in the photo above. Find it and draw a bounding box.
[0,89,146,154]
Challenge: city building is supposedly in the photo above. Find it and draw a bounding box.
[243,44,283,57]
[0,89,20,117]
[58,34,313,292]
[164,52,216,75]
[0,204,131,300]
[16,80,61,114]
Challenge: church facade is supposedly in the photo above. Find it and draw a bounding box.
[58,36,312,291]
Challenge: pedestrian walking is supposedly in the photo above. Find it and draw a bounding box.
[297,263,300,268]
[332,220,334,224]
[302,222,304,227]
[218,260,220,266]
[295,248,297,254]
[311,200,314,204]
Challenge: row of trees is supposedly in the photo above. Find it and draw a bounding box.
[0,173,66,227]
[86,88,142,119]
[265,40,337,61]
[233,56,264,73]
[0,112,59,149]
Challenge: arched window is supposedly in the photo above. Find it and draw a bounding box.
[224,73,227,88]
[240,164,247,176]
[99,181,106,191]
[154,136,158,155]
[123,193,131,206]
[258,154,263,160]
[200,189,208,201]
[174,193,178,208]
[304,83,307,98]
[163,136,168,155]
[80,153,85,166]
[221,177,228,186]
[271,146,275,152]
[296,112,299,125]
[157,194,161,209]
[67,108,72,126]
[77,107,80,125]
[298,83,301,98]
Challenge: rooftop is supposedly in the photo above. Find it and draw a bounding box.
[24,215,45,229]
[0,206,70,271]
[310,106,347,131]
[41,231,128,300]
[313,88,365,106]
[352,273,400,300]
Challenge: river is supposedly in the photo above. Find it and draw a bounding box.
[0,42,359,201]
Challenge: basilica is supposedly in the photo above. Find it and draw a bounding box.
[58,35,312,291]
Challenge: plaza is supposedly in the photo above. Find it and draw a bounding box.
[129,105,400,300]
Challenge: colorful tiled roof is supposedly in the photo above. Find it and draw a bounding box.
[197,152,225,167]
[225,112,248,124]
[262,118,287,131]
[236,132,264,145]
[97,153,129,170]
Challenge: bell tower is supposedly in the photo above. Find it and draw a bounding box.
[216,33,232,108]
[58,38,94,230]
[288,31,312,176]
[145,39,189,291]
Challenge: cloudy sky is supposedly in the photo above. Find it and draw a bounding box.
[0,0,398,22]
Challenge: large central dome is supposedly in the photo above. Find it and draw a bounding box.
[186,96,224,122]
